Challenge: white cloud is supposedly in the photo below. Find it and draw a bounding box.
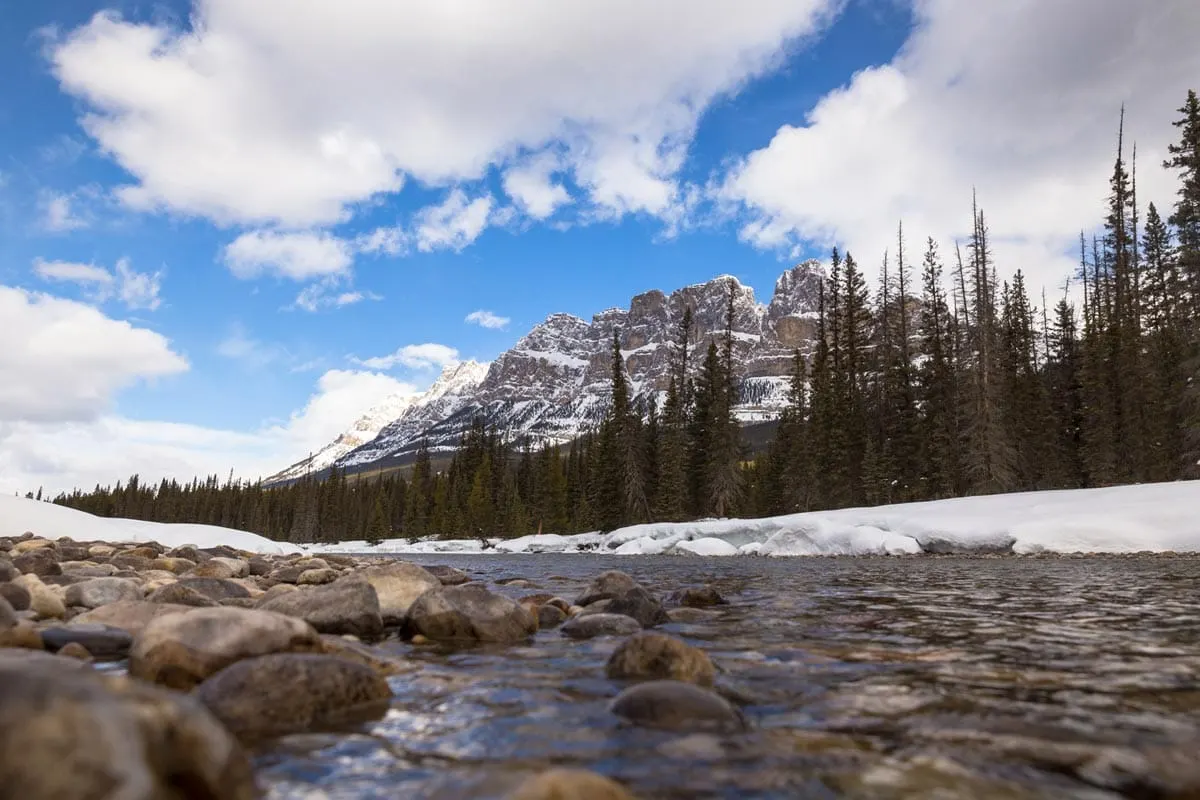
[292,283,380,313]
[465,309,510,330]
[223,229,353,281]
[49,1,834,229]
[32,257,163,310]
[216,322,285,367]
[0,286,187,424]
[267,369,418,452]
[719,0,1200,293]
[415,190,495,253]
[355,225,408,256]
[353,343,459,371]
[502,152,570,219]
[41,191,87,231]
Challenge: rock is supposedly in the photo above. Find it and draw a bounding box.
[605,632,715,686]
[257,583,300,604]
[537,604,568,628]
[546,597,571,613]
[64,577,142,609]
[609,680,747,733]
[196,653,392,744]
[667,607,722,624]
[606,587,669,628]
[424,564,471,585]
[576,599,613,616]
[12,549,61,577]
[0,582,30,611]
[210,556,250,578]
[0,655,259,799]
[131,606,323,690]
[0,598,43,650]
[220,598,259,608]
[149,556,197,574]
[407,583,538,643]
[73,601,193,636]
[0,594,14,627]
[11,538,56,555]
[188,559,238,579]
[0,559,20,582]
[318,634,412,677]
[561,613,642,640]
[201,545,244,560]
[147,582,219,607]
[667,586,728,608]
[267,565,307,584]
[298,567,338,585]
[293,557,331,571]
[57,544,91,562]
[56,641,93,661]
[358,561,442,625]
[166,545,210,562]
[42,573,91,587]
[109,554,153,571]
[175,576,252,601]
[41,623,135,660]
[520,592,557,606]
[576,570,639,606]
[247,556,271,576]
[87,544,116,558]
[12,574,66,619]
[116,546,160,560]
[509,769,634,800]
[61,563,119,578]
[497,577,539,589]
[258,579,383,638]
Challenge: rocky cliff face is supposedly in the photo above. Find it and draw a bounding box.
[322,261,825,475]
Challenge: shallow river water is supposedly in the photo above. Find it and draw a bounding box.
[255,554,1200,799]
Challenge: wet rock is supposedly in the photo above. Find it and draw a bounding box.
[667,586,728,608]
[64,577,142,609]
[166,545,210,562]
[147,582,219,607]
[176,576,252,601]
[576,570,639,606]
[546,597,571,613]
[0,558,21,582]
[0,620,43,650]
[41,623,134,660]
[520,592,557,606]
[606,632,715,686]
[257,579,383,638]
[576,599,613,616]
[358,561,442,625]
[298,567,338,585]
[131,606,323,690]
[318,634,412,676]
[537,604,568,628]
[497,577,539,589]
[13,549,61,577]
[196,653,392,744]
[408,583,538,643]
[605,587,669,628]
[0,582,30,611]
[74,600,193,636]
[667,607,723,624]
[561,613,642,640]
[12,574,66,619]
[0,655,259,799]
[56,641,93,661]
[509,769,634,800]
[149,556,196,574]
[248,556,271,576]
[609,680,747,733]
[424,564,471,585]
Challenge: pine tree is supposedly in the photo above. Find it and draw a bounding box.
[404,440,433,542]
[365,491,390,545]
[915,238,960,498]
[655,307,693,520]
[705,282,744,516]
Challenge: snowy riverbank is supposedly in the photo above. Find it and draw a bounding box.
[306,481,1200,557]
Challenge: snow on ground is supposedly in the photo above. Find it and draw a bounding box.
[0,495,302,554]
[308,481,1200,557]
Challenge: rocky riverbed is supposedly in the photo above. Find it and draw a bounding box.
[3,535,1200,798]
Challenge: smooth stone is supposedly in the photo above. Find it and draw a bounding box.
[12,574,66,619]
[11,538,56,555]
[298,567,338,585]
[423,565,471,585]
[606,632,715,686]
[0,656,259,799]
[210,557,250,578]
[318,634,413,676]
[357,561,442,625]
[667,586,728,608]
[606,587,669,628]
[146,582,219,607]
[667,607,723,624]
[115,546,161,560]
[0,618,43,650]
[0,582,30,611]
[188,560,238,579]
[220,597,260,608]
[73,601,193,636]
[56,641,93,661]
[519,592,557,606]
[609,680,747,733]
[62,564,120,578]
[267,565,307,584]
[42,573,91,587]
[497,577,539,589]
[57,544,91,561]
[247,556,271,576]
[257,583,300,604]
[561,613,642,640]
[108,554,153,571]
[41,623,134,659]
[0,559,19,582]
[175,576,252,601]
[509,769,634,800]
[407,583,538,643]
[149,556,197,574]
[292,557,331,571]
[576,570,639,606]
[537,604,568,628]
[576,599,614,617]
[257,579,382,638]
[165,545,211,562]
[12,549,61,577]
[0,595,15,627]
[64,577,142,609]
[87,544,116,558]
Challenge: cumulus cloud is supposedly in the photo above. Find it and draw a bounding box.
[48,1,834,229]
[502,153,571,219]
[415,189,496,253]
[353,343,459,371]
[223,229,354,281]
[41,192,88,231]
[32,257,163,310]
[718,0,1200,292]
[465,309,510,330]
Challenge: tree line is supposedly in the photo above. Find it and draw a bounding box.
[49,90,1200,543]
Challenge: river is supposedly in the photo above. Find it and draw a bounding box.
[254,554,1200,798]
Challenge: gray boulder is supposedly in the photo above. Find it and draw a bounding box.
[407,583,537,643]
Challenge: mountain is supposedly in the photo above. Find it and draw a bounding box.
[325,261,825,476]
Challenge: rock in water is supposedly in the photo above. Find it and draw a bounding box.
[509,769,634,800]
[64,577,141,609]
[318,635,412,677]
[537,604,568,628]
[40,624,134,660]
[195,653,392,744]
[609,680,747,733]
[423,565,471,586]
[131,606,323,689]
[605,587,669,628]
[357,562,442,625]
[605,632,716,686]
[407,583,537,643]
[575,571,639,606]
[0,656,258,799]
[561,614,642,640]
[257,579,383,638]
[667,586,728,608]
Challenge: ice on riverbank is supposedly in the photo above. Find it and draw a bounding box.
[308,480,1200,557]
[0,495,302,555]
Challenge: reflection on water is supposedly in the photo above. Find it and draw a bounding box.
[256,554,1200,799]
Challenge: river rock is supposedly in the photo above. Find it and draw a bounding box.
[298,567,338,585]
[605,587,669,628]
[606,632,715,686]
[64,577,142,609]
[212,557,251,578]
[561,613,642,640]
[117,546,161,560]
[74,601,193,636]
[0,582,30,611]
[147,582,219,607]
[221,598,259,608]
[407,583,538,643]
[318,634,412,677]
[12,574,66,619]
[424,565,471,585]
[0,559,21,582]
[248,556,271,576]
[41,623,135,660]
[537,604,568,628]
[188,559,239,579]
[196,653,392,743]
[109,554,153,571]
[13,549,61,577]
[609,680,747,733]
[0,655,258,799]
[576,570,639,606]
[56,642,93,661]
[258,583,300,604]
[667,607,723,624]
[176,576,252,601]
[576,599,613,616]
[131,606,323,690]
[11,538,55,555]
[358,561,442,625]
[267,565,308,584]
[166,545,210,562]
[257,579,383,638]
[86,544,116,558]
[62,563,120,578]
[667,586,728,608]
[509,769,634,800]
[150,556,196,574]
[293,557,331,571]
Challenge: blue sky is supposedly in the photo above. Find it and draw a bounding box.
[1,0,1197,493]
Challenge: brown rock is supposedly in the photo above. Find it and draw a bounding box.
[41,623,134,660]
[358,561,442,625]
[407,583,537,643]
[667,586,727,608]
[298,567,338,585]
[115,546,160,561]
[149,557,197,574]
[13,549,61,577]
[165,545,211,562]
[147,582,219,607]
[188,559,238,579]
[609,680,746,733]
[109,554,152,571]
[318,634,413,677]
[423,564,471,585]
[509,769,635,800]
[257,579,383,638]
[12,574,66,619]
[537,604,568,629]
[11,538,56,555]
[64,577,142,609]
[0,559,18,582]
[57,642,93,661]
[605,632,715,686]
[575,571,639,606]
[73,601,193,636]
[175,576,252,601]
[0,582,30,611]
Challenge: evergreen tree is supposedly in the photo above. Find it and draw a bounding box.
[915,238,961,498]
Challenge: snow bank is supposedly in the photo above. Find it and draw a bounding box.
[307,481,1200,558]
[0,495,302,555]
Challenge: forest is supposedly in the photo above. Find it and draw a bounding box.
[50,90,1200,545]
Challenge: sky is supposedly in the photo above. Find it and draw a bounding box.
[1,0,1197,495]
